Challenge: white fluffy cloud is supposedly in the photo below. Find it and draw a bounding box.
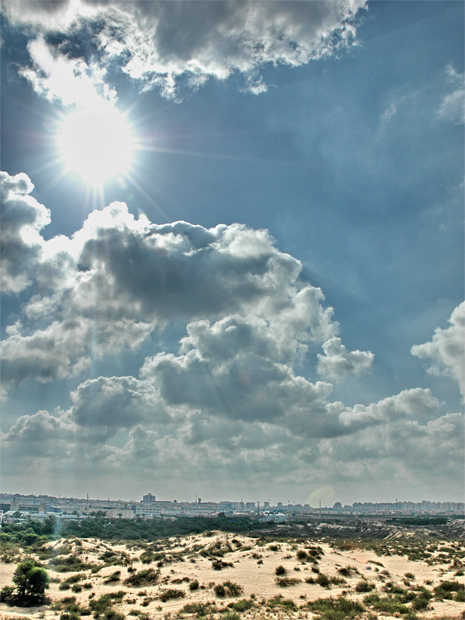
[19,35,116,108]
[0,171,49,293]
[317,336,374,379]
[411,302,465,398]
[1,170,462,499]
[1,174,346,393]
[4,0,367,98]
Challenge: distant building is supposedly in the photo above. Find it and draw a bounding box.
[142,493,156,503]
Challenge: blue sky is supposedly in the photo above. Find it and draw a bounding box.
[1,0,463,505]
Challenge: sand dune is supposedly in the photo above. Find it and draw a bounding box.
[1,532,464,619]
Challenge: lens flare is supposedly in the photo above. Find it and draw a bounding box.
[58,102,134,186]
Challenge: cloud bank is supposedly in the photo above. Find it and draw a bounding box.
[3,0,367,99]
[1,170,463,499]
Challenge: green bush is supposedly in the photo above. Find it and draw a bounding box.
[275,565,286,576]
[355,580,375,592]
[189,579,199,591]
[307,596,365,620]
[2,560,50,606]
[229,598,254,612]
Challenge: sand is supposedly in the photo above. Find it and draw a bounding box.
[1,532,464,619]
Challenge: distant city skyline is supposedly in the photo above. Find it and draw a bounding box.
[2,490,464,512]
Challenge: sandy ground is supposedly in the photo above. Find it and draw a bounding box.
[1,533,464,619]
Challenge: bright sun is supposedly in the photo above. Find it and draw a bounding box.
[58,102,135,186]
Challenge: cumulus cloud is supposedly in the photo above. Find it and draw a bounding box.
[1,170,462,498]
[317,336,374,379]
[4,0,367,98]
[1,180,341,393]
[70,375,170,432]
[411,302,465,398]
[19,35,116,108]
[339,388,441,429]
[0,171,49,293]
[438,64,465,125]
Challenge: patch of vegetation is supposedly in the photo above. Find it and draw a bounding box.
[49,554,100,573]
[212,558,233,570]
[88,592,125,619]
[214,581,243,597]
[363,593,410,615]
[59,573,87,590]
[267,595,297,610]
[275,565,286,575]
[181,602,218,617]
[124,568,159,587]
[103,571,121,584]
[434,580,464,600]
[355,580,375,592]
[306,596,365,620]
[228,598,254,612]
[189,579,199,591]
[337,565,359,577]
[276,576,301,587]
[158,588,185,601]
[0,559,49,606]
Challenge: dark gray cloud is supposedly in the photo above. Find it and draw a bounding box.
[70,375,170,430]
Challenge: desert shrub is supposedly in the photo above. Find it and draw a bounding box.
[455,588,465,602]
[212,559,233,570]
[296,550,308,561]
[158,588,185,602]
[267,595,297,610]
[71,584,82,593]
[89,592,125,618]
[214,581,243,597]
[124,568,159,587]
[181,602,217,617]
[355,580,375,592]
[307,596,365,620]
[276,577,301,587]
[214,584,226,597]
[229,598,254,612]
[189,579,199,591]
[268,544,280,551]
[50,555,99,573]
[434,580,464,600]
[275,565,286,576]
[363,593,409,615]
[316,573,331,588]
[411,596,430,610]
[103,571,121,584]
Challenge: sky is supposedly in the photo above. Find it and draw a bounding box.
[0,0,463,507]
